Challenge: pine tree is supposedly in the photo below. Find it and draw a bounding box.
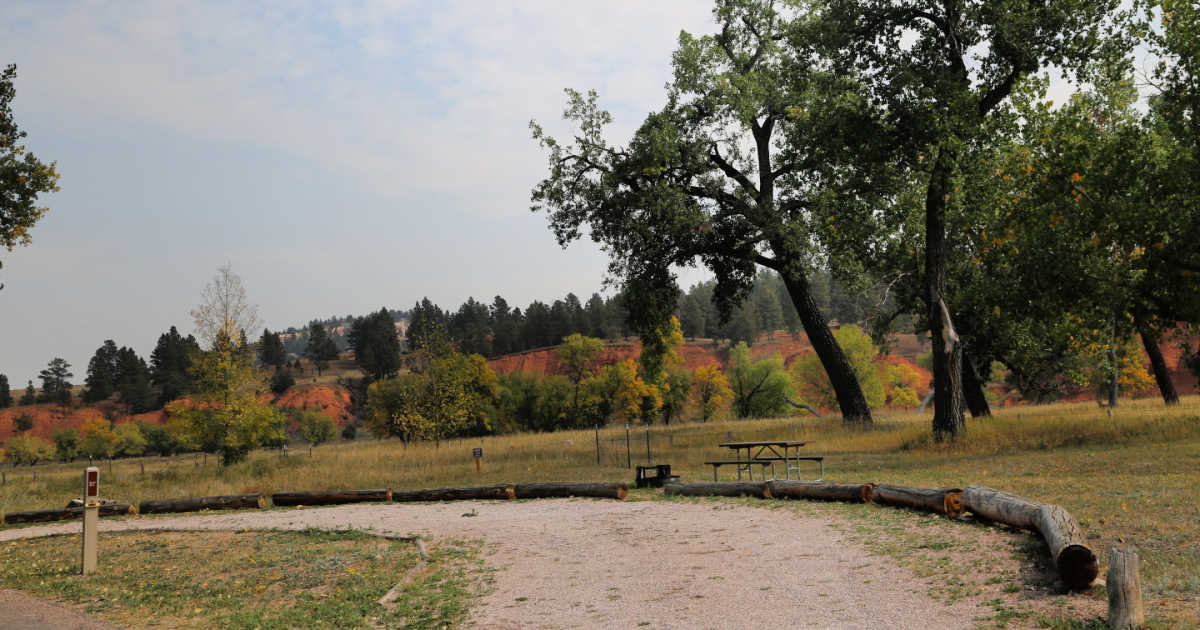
[305,322,338,375]
[115,346,154,413]
[258,329,286,367]
[83,340,119,403]
[37,357,73,405]
[349,308,401,381]
[0,373,11,408]
[20,380,35,405]
[150,326,200,405]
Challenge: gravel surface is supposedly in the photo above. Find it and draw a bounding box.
[1,499,993,629]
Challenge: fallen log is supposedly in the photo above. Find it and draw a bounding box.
[1107,547,1144,630]
[663,482,769,498]
[4,503,137,525]
[1036,503,1099,590]
[765,481,874,503]
[963,484,1041,529]
[512,482,627,500]
[271,489,392,507]
[873,484,964,516]
[391,485,516,502]
[138,494,265,514]
[963,484,1098,590]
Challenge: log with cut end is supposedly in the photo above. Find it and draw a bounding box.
[512,482,627,500]
[873,484,964,516]
[964,484,1098,591]
[662,482,769,498]
[138,494,265,514]
[3,503,137,524]
[271,489,393,506]
[1037,503,1099,590]
[766,481,874,503]
[391,485,516,502]
[1107,547,1144,630]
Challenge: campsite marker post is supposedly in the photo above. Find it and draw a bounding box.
[82,466,99,575]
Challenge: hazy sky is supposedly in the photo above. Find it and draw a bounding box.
[2,1,719,385]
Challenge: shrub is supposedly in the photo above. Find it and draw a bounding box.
[270,368,295,395]
[79,417,118,459]
[6,434,53,465]
[114,422,147,457]
[13,412,34,433]
[341,423,357,440]
[297,410,336,446]
[53,428,80,461]
[137,420,179,457]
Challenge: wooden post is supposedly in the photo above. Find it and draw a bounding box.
[594,425,600,466]
[82,467,99,575]
[1107,548,1144,630]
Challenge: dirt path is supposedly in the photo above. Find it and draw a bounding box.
[1,500,993,629]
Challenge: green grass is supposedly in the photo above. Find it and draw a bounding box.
[2,395,1198,627]
[0,529,485,629]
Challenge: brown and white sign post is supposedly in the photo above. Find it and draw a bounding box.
[82,466,99,575]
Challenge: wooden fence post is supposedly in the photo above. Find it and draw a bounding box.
[1107,547,1144,630]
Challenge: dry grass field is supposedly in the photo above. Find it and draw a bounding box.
[2,395,1197,627]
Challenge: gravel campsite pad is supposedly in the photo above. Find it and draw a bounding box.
[2,498,1054,629]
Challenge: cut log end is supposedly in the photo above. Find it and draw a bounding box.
[861,483,875,503]
[1059,544,1100,591]
[943,490,964,517]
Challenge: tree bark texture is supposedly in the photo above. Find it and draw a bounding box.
[1106,547,1145,630]
[512,482,627,500]
[1138,325,1179,405]
[4,503,136,524]
[391,485,517,502]
[779,271,873,426]
[963,485,1098,590]
[271,489,392,506]
[765,480,874,503]
[1108,343,1120,408]
[873,484,964,516]
[139,494,264,514]
[962,348,992,418]
[926,147,966,439]
[663,481,769,498]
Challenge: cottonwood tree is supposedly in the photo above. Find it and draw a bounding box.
[191,264,260,347]
[531,0,886,426]
[557,333,604,428]
[818,0,1135,438]
[0,64,59,291]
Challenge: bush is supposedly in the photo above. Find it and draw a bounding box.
[114,422,147,457]
[137,420,179,456]
[53,428,80,461]
[270,368,295,395]
[341,423,357,440]
[13,413,34,433]
[297,410,336,446]
[790,325,886,411]
[6,434,53,465]
[728,343,791,418]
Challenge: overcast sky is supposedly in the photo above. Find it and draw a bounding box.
[2,1,722,385]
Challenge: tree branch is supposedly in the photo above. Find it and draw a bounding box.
[710,146,760,199]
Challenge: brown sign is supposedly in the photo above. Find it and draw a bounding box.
[85,468,98,498]
[472,448,483,458]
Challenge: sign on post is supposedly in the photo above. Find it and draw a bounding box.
[472,448,482,472]
[82,466,99,575]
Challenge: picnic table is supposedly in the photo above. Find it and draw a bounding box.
[705,440,824,482]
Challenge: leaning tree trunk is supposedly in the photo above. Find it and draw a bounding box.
[1138,324,1179,405]
[778,270,873,426]
[961,347,992,418]
[925,147,965,439]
